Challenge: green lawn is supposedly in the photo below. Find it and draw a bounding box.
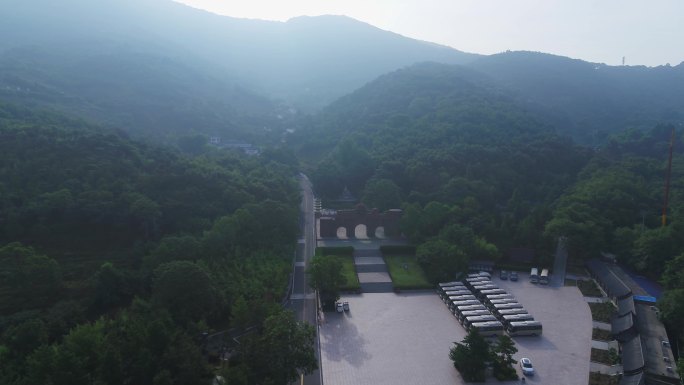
[384,255,431,289]
[334,256,360,291]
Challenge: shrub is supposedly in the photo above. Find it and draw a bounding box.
[379,245,416,255]
[314,246,353,256]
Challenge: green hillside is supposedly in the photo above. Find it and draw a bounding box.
[0,102,308,384]
[466,51,684,144]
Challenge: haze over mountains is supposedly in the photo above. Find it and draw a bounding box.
[1,0,683,144]
[3,2,684,384]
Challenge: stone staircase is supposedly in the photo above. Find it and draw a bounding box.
[354,249,394,293]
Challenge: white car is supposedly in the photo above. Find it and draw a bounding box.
[519,357,534,376]
[336,302,344,313]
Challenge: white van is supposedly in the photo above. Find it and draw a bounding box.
[540,269,549,285]
[530,267,539,284]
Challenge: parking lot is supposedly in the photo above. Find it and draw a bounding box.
[498,272,592,384]
[319,272,592,385]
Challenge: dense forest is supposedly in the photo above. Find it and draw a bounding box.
[2,0,684,382]
[297,62,684,349]
[299,63,591,280]
[0,101,315,385]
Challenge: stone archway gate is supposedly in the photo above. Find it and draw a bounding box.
[318,205,402,239]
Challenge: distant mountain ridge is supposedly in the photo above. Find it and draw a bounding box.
[0,0,477,112]
[464,51,684,143]
[1,0,682,144]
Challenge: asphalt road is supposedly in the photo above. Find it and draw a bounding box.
[287,174,322,385]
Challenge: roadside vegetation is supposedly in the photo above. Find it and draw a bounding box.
[589,302,617,323]
[592,328,614,341]
[589,372,621,385]
[311,248,359,292]
[577,280,604,297]
[307,255,347,310]
[591,348,620,365]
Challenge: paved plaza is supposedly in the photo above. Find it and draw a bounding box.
[319,272,592,385]
[320,292,463,385]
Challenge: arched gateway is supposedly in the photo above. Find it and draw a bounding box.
[317,204,402,239]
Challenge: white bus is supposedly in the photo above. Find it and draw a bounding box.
[495,308,529,320]
[472,284,498,292]
[455,304,487,315]
[507,320,543,336]
[439,281,463,289]
[539,269,549,285]
[484,294,515,304]
[465,277,489,287]
[478,289,507,299]
[446,295,477,305]
[449,299,481,312]
[470,321,505,337]
[438,282,465,294]
[441,289,472,301]
[464,315,499,329]
[458,309,492,323]
[439,284,465,292]
[492,302,524,314]
[530,268,539,283]
[501,313,534,325]
[488,298,519,307]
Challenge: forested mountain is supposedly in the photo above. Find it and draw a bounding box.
[0,101,315,384]
[0,0,476,130]
[465,51,684,144]
[544,125,684,346]
[3,1,682,144]
[3,1,684,380]
[298,61,684,347]
[0,44,283,144]
[298,63,591,280]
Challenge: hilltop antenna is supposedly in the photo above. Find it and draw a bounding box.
[662,127,675,227]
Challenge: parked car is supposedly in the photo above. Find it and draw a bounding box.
[499,270,508,280]
[509,271,519,281]
[519,357,534,376]
[336,302,344,313]
[343,302,350,311]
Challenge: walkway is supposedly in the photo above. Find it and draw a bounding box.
[354,249,393,293]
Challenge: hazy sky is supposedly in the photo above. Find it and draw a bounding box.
[175,0,683,67]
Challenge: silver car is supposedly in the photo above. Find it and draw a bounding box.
[520,357,534,376]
